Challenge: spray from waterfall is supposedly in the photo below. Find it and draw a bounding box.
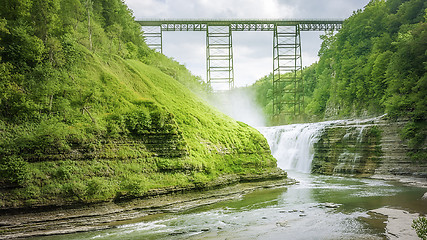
[206,89,266,127]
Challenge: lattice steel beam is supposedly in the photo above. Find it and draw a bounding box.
[137,19,343,32]
[273,25,303,116]
[141,26,162,53]
[206,26,234,91]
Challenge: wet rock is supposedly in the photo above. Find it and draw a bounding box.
[422,192,427,200]
[279,210,287,213]
[276,220,288,227]
[0,222,11,227]
[169,230,187,236]
[299,214,307,217]
[288,210,298,213]
[323,203,340,208]
[201,228,210,232]
[262,217,267,219]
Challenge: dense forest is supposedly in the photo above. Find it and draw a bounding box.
[249,0,426,161]
[0,0,280,208]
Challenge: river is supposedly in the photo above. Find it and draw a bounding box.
[33,121,427,240]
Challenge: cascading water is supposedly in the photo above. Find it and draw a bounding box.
[258,115,387,174]
[258,122,333,173]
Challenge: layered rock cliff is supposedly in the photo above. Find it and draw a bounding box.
[311,117,427,178]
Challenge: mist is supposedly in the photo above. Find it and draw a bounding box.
[207,89,266,128]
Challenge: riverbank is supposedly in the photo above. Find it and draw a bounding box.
[0,173,293,239]
[371,174,427,188]
[370,207,420,240]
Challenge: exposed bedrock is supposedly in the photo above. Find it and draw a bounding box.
[311,117,427,178]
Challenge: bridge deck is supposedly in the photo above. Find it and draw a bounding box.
[137,19,343,31]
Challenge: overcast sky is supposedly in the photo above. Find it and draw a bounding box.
[124,0,371,88]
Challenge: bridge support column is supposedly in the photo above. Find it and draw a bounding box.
[141,25,163,53]
[273,24,303,118]
[206,25,234,91]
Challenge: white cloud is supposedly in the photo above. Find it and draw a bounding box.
[125,0,168,18]
[162,32,206,78]
[233,32,272,86]
[126,0,297,19]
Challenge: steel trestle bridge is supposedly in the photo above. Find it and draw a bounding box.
[138,19,343,116]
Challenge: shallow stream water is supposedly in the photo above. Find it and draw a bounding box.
[33,120,427,239]
[33,172,427,240]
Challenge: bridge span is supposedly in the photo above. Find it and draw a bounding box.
[137,19,343,116]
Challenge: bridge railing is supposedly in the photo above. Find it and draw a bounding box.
[138,19,343,31]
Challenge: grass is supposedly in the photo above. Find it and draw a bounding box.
[0,48,281,208]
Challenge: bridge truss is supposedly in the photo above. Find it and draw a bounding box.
[138,19,342,117]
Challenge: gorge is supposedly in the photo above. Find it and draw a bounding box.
[10,117,426,240]
[1,0,426,238]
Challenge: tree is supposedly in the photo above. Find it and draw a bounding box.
[85,0,93,51]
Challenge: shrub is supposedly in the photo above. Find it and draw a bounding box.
[62,180,86,200]
[124,110,152,135]
[86,177,116,201]
[0,155,30,187]
[412,216,427,240]
[14,120,72,155]
[55,161,78,180]
[401,121,427,162]
[119,175,148,198]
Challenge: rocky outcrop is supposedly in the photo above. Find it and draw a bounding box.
[311,117,427,177]
[372,119,426,177]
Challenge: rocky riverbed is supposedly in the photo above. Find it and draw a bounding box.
[0,178,296,239]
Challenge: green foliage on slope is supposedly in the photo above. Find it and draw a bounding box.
[412,216,427,240]
[0,0,279,208]
[249,0,426,160]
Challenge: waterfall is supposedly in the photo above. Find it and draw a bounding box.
[258,115,387,173]
[258,122,332,173]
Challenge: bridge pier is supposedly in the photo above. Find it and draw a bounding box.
[206,26,234,90]
[273,25,303,116]
[141,26,162,53]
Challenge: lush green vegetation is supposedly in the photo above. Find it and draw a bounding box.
[0,0,280,208]
[413,216,427,240]
[249,0,426,160]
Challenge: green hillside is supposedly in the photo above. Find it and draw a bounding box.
[249,0,426,160]
[0,0,281,208]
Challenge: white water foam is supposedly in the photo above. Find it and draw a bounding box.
[258,122,332,173]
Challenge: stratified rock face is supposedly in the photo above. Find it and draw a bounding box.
[373,119,426,178]
[311,120,382,175]
[311,118,427,177]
